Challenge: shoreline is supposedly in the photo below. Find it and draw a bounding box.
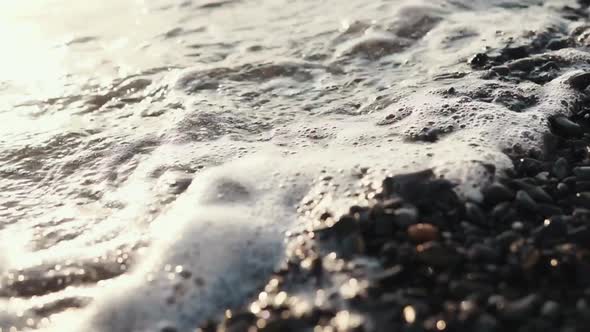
[202,3,590,332]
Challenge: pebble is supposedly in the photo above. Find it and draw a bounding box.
[482,182,514,205]
[553,157,570,179]
[416,242,461,267]
[541,301,560,319]
[515,190,537,211]
[381,169,434,200]
[568,226,590,246]
[514,180,552,203]
[511,221,525,231]
[469,53,489,67]
[573,166,590,179]
[474,313,499,332]
[556,182,570,196]
[393,206,419,227]
[490,202,515,222]
[407,223,439,243]
[465,202,487,226]
[550,115,584,137]
[500,294,541,321]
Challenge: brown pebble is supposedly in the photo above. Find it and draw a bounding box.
[408,223,439,243]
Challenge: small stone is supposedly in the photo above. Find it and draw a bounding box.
[574,208,590,222]
[465,202,487,226]
[393,207,419,227]
[512,221,525,231]
[556,182,570,196]
[470,53,489,67]
[516,158,545,176]
[501,46,528,59]
[546,37,570,50]
[514,180,552,203]
[574,166,590,180]
[542,133,561,159]
[382,169,434,200]
[515,190,537,211]
[491,202,516,222]
[550,115,583,137]
[372,209,397,236]
[575,192,590,206]
[468,243,500,262]
[541,301,560,319]
[373,265,405,286]
[536,203,563,216]
[491,65,509,75]
[553,158,569,179]
[495,230,520,249]
[500,294,541,321]
[569,226,590,247]
[577,181,590,192]
[578,298,589,312]
[474,313,499,332]
[482,182,515,205]
[407,223,439,243]
[416,242,461,267]
[158,322,178,332]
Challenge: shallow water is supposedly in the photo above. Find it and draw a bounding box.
[0,0,588,330]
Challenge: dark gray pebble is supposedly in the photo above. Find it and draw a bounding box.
[553,158,570,179]
[556,182,570,196]
[516,190,538,211]
[573,208,590,222]
[393,206,419,228]
[470,53,489,67]
[541,301,560,319]
[468,243,501,262]
[550,115,583,137]
[500,294,541,321]
[465,202,487,226]
[483,182,515,205]
[474,313,499,332]
[568,226,590,246]
[576,181,590,192]
[382,169,434,201]
[495,230,520,249]
[574,166,590,180]
[511,221,525,231]
[491,202,516,222]
[536,203,564,216]
[416,242,461,267]
[373,265,405,286]
[514,180,553,203]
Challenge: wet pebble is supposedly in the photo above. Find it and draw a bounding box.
[465,202,487,226]
[500,294,541,322]
[515,190,537,211]
[393,206,419,228]
[550,115,584,137]
[416,242,461,267]
[407,223,439,243]
[541,301,560,319]
[553,157,570,179]
[573,166,590,180]
[482,182,515,205]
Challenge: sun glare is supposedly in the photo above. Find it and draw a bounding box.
[0,0,67,100]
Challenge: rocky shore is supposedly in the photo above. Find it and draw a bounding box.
[200,2,590,332]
